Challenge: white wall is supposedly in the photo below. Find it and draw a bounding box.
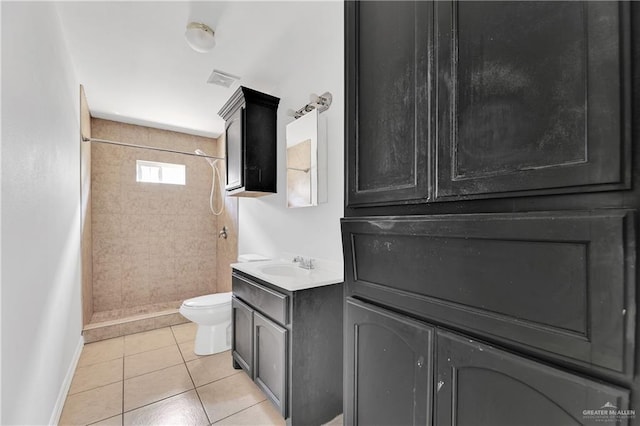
[238,2,344,264]
[1,2,83,424]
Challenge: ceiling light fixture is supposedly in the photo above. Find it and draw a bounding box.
[184,22,215,53]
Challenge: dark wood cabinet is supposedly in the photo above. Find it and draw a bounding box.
[436,330,630,426]
[346,1,630,207]
[231,271,343,425]
[218,86,279,197]
[343,1,638,424]
[345,1,432,207]
[225,106,243,191]
[435,1,629,200]
[341,210,636,377]
[345,298,433,426]
[254,311,287,416]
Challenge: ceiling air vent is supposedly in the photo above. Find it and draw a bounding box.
[207,69,240,88]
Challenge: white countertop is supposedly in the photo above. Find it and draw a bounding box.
[230,259,343,292]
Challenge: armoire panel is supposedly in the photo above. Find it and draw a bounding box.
[346,1,432,207]
[342,210,635,375]
[435,1,629,200]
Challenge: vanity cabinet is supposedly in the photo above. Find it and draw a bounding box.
[218,86,280,197]
[231,270,343,425]
[231,297,254,375]
[343,1,639,424]
[253,311,287,412]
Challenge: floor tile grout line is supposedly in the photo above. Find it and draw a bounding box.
[193,369,242,389]
[209,399,269,425]
[123,340,177,358]
[81,332,184,368]
[124,360,193,384]
[172,325,212,424]
[122,388,195,416]
[67,376,123,397]
[123,346,186,380]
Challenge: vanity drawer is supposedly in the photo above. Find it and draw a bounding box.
[232,272,289,325]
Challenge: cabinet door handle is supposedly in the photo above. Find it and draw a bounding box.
[417,355,424,368]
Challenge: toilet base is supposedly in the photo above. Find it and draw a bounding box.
[194,321,232,355]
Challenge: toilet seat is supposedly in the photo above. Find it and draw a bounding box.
[182,292,231,309]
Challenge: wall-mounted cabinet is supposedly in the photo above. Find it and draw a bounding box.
[218,86,280,197]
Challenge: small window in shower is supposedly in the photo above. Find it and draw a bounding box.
[136,160,186,185]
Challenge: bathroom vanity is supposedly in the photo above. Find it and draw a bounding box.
[230,260,343,426]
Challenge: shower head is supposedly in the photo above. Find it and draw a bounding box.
[194,149,217,166]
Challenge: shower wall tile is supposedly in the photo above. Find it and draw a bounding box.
[91,119,224,314]
[94,279,122,312]
[93,188,122,214]
[214,152,238,294]
[93,238,122,265]
[150,278,178,303]
[92,214,122,238]
[122,271,150,309]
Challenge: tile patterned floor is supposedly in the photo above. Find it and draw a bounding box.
[59,323,287,425]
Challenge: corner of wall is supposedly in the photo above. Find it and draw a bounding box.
[49,335,84,425]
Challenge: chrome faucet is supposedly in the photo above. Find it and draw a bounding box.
[293,256,315,270]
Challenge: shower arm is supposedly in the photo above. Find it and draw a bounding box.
[82,136,223,161]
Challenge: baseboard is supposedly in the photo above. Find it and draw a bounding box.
[49,334,84,425]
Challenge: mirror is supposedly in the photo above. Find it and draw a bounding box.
[286,110,318,208]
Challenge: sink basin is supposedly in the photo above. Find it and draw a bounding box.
[258,264,310,278]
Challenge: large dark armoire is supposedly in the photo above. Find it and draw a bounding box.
[341,1,639,425]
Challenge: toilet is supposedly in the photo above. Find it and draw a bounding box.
[179,292,232,355]
[180,255,270,355]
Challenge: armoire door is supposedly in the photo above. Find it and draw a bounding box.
[345,1,432,207]
[435,1,629,200]
[436,330,631,426]
[345,298,434,426]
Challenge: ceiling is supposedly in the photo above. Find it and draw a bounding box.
[57,1,337,138]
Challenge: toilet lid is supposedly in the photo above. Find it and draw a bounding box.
[183,292,231,309]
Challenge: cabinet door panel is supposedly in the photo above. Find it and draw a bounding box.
[346,1,432,207]
[345,298,433,426]
[254,311,287,416]
[436,330,630,426]
[435,1,629,200]
[225,107,244,191]
[231,296,253,376]
[341,210,636,376]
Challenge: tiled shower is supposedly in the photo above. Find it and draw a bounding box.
[81,115,238,343]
